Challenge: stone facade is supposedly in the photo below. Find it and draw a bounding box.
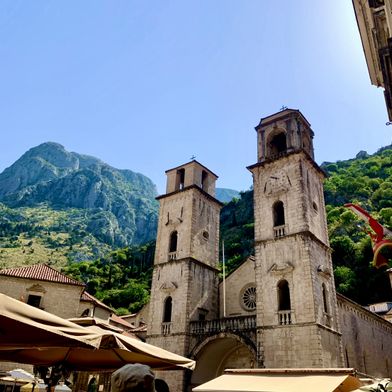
[219,257,256,318]
[0,265,114,392]
[338,293,392,377]
[0,276,83,319]
[147,109,392,391]
[79,291,112,321]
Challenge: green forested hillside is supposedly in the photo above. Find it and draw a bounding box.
[64,241,155,314]
[220,190,254,272]
[0,203,113,269]
[322,146,392,304]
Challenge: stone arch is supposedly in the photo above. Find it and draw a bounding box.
[272,200,285,227]
[190,333,256,389]
[176,168,185,190]
[169,231,178,253]
[163,296,172,322]
[201,170,208,191]
[277,279,291,311]
[266,129,287,158]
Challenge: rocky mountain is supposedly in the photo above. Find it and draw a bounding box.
[0,143,159,250]
[215,188,240,203]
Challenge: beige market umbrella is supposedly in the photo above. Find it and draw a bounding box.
[0,293,102,349]
[0,368,38,392]
[20,383,47,392]
[5,369,36,383]
[0,324,195,371]
[193,369,362,392]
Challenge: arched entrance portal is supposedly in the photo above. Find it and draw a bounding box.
[190,334,256,389]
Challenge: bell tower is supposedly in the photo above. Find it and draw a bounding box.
[146,160,222,390]
[248,109,344,368]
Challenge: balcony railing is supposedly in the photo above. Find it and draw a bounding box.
[190,315,256,335]
[161,322,172,335]
[267,151,289,160]
[278,310,293,325]
[168,251,178,261]
[273,225,285,238]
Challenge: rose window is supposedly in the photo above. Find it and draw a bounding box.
[242,286,256,310]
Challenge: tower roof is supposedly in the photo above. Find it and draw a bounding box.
[255,108,312,131]
[165,159,219,179]
[0,263,85,286]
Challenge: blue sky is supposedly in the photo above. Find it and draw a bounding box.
[0,1,390,194]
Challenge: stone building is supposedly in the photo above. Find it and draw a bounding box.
[146,108,392,391]
[0,263,112,320]
[0,263,115,391]
[352,0,392,120]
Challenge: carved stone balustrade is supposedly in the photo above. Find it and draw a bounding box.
[190,315,256,335]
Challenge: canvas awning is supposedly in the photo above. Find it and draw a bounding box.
[0,293,195,371]
[0,324,195,371]
[193,369,362,392]
[0,293,102,349]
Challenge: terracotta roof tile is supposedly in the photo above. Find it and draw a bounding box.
[80,291,113,312]
[132,325,147,332]
[110,314,135,329]
[0,264,84,286]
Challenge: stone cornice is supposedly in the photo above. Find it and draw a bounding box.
[154,257,220,273]
[247,150,326,178]
[254,230,331,253]
[156,184,223,207]
[337,292,392,331]
[254,108,312,130]
[259,322,341,337]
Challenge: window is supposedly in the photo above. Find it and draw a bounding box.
[277,280,291,311]
[322,283,329,314]
[241,285,257,311]
[163,296,172,323]
[273,201,285,227]
[198,309,208,321]
[27,294,42,308]
[176,168,185,190]
[268,132,287,158]
[202,231,209,240]
[169,231,178,253]
[201,170,208,191]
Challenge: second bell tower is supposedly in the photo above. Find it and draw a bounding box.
[248,109,344,368]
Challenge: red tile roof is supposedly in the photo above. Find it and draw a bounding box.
[132,324,147,332]
[0,264,84,286]
[80,291,113,312]
[110,313,135,329]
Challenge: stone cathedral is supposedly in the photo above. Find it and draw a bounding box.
[146,109,392,391]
